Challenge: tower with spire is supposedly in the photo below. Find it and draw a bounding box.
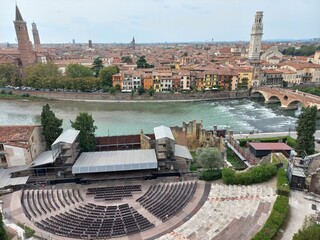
[13,5,36,66]
[131,36,135,50]
[248,11,263,60]
[32,22,41,50]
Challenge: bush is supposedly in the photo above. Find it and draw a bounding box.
[252,196,289,240]
[7,91,12,95]
[277,168,290,197]
[199,169,222,181]
[20,93,30,97]
[17,223,35,238]
[0,90,5,94]
[222,164,278,185]
[293,223,320,240]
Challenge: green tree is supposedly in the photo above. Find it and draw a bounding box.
[196,147,223,170]
[136,56,154,68]
[148,87,155,96]
[65,64,93,78]
[0,63,21,87]
[238,77,249,90]
[91,57,103,77]
[137,86,145,95]
[99,65,119,87]
[41,104,63,148]
[23,62,62,88]
[71,112,97,152]
[115,84,121,91]
[296,106,317,155]
[0,212,9,240]
[121,56,133,64]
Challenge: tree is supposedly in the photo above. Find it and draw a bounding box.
[238,77,249,90]
[137,86,145,95]
[99,65,119,87]
[41,104,63,148]
[91,57,103,77]
[115,84,121,91]
[136,56,154,68]
[0,212,9,240]
[148,87,155,96]
[23,62,62,88]
[296,106,317,155]
[71,112,97,152]
[65,64,93,78]
[196,147,223,170]
[0,63,21,87]
[121,56,133,64]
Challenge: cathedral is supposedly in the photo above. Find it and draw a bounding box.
[0,5,42,66]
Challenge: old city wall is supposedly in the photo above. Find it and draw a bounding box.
[9,89,249,102]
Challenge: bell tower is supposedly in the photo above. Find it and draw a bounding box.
[248,11,263,60]
[32,22,41,50]
[13,5,36,66]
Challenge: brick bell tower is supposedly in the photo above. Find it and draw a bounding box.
[13,5,36,66]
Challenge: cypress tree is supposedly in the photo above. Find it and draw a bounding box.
[41,104,63,149]
[296,106,317,155]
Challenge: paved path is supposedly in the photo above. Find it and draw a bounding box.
[280,190,319,240]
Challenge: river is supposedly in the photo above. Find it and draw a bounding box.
[1,99,318,136]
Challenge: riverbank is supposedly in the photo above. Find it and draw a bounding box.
[0,88,250,102]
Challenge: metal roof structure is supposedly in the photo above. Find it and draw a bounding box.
[52,128,80,146]
[72,149,157,174]
[0,166,29,189]
[31,150,55,167]
[175,144,193,160]
[154,125,175,141]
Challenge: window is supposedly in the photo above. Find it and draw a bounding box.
[0,144,4,151]
[0,155,6,164]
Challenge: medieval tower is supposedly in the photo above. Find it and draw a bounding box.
[248,11,263,60]
[13,5,36,66]
[32,22,41,50]
[131,36,136,50]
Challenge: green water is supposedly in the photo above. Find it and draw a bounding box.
[0,99,312,136]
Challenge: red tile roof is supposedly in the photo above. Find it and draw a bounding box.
[249,142,292,151]
[0,125,39,143]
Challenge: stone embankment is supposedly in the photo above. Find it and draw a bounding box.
[6,89,250,102]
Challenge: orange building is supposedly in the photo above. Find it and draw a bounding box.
[142,75,153,90]
[112,73,124,89]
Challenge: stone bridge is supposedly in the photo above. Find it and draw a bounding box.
[251,87,320,111]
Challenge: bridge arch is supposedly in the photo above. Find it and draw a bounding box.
[267,95,281,104]
[251,90,269,102]
[287,100,305,109]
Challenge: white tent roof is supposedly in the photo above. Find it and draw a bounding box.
[154,125,175,140]
[52,128,80,146]
[72,149,157,174]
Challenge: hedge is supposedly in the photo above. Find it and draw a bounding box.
[277,168,290,197]
[199,169,222,181]
[222,164,278,185]
[252,195,289,240]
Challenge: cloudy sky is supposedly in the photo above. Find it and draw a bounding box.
[1,0,319,43]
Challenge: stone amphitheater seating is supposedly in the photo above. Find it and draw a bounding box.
[35,203,154,239]
[137,181,197,222]
[86,184,141,201]
[158,184,276,240]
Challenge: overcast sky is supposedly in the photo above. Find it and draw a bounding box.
[1,0,319,43]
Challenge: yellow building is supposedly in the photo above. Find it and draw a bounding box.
[238,68,254,89]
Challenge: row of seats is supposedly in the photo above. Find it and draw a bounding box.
[35,203,154,239]
[137,181,197,222]
[86,185,141,201]
[21,189,83,219]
